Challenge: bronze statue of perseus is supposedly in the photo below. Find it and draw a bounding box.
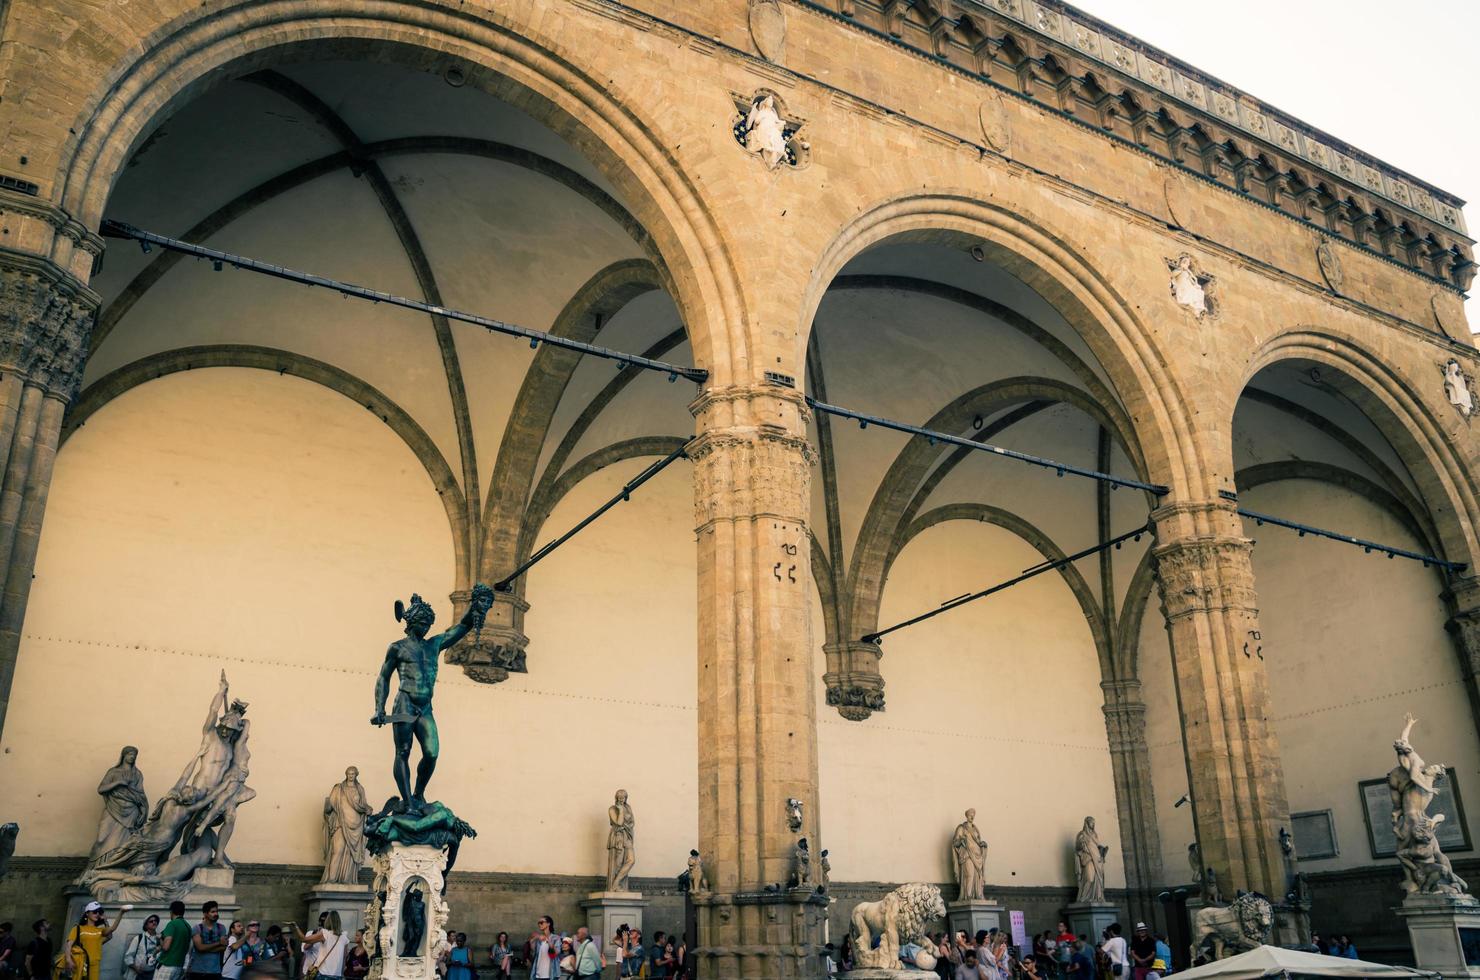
[372,583,494,808]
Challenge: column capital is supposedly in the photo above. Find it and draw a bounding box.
[1149,501,1258,624]
[689,384,814,533]
[822,640,885,720]
[0,248,98,400]
[445,588,528,685]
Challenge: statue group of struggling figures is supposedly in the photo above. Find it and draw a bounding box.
[80,673,256,901]
[1391,713,1471,897]
[950,810,1107,904]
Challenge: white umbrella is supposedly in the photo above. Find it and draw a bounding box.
[1173,945,1438,980]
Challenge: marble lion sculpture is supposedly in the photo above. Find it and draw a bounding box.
[850,882,947,970]
[1190,891,1273,962]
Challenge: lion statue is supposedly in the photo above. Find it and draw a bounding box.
[850,882,946,970]
[1191,891,1273,962]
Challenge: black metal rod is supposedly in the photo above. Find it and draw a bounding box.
[1237,507,1467,572]
[99,220,711,384]
[805,396,1168,495]
[862,523,1151,643]
[495,438,694,590]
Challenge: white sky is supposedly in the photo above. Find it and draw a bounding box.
[1072,0,1477,324]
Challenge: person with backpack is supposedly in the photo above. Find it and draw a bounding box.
[124,915,162,980]
[155,904,192,980]
[61,902,131,980]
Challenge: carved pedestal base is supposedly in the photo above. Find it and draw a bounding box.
[1064,903,1120,943]
[842,970,935,980]
[1396,893,1480,979]
[946,900,1003,939]
[307,883,373,938]
[583,891,647,944]
[366,845,450,980]
[692,889,828,979]
[1271,901,1311,948]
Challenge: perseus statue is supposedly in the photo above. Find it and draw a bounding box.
[373,584,494,808]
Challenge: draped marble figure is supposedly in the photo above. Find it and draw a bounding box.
[1075,816,1108,903]
[321,766,373,885]
[89,746,148,863]
[606,789,635,891]
[951,809,987,902]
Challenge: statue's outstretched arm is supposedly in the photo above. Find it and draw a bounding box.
[437,583,494,653]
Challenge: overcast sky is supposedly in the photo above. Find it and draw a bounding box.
[1075,0,1477,325]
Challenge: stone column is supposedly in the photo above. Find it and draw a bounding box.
[0,249,96,738]
[689,383,827,980]
[1151,500,1290,899]
[1101,677,1163,925]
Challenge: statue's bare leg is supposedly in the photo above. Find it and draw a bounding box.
[211,786,255,867]
[412,714,439,802]
[392,722,415,802]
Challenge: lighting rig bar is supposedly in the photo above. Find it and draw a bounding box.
[1238,506,1466,572]
[495,438,694,591]
[862,523,1151,643]
[98,220,711,384]
[805,396,1168,496]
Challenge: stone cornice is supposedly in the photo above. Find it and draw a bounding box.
[0,188,105,257]
[782,0,1472,290]
[952,0,1466,233]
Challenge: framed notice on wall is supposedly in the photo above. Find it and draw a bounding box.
[1358,766,1472,859]
[1291,809,1339,860]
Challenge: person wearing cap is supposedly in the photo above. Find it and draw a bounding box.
[1129,924,1156,980]
[64,902,131,980]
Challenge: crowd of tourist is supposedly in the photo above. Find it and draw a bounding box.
[824,921,1175,980]
[17,904,690,980]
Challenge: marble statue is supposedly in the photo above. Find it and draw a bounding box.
[1445,360,1473,418]
[373,584,494,807]
[321,766,373,885]
[1188,842,1203,886]
[1390,713,1470,896]
[819,848,831,891]
[743,94,789,169]
[683,849,708,893]
[606,789,635,891]
[81,673,256,900]
[0,823,17,882]
[1279,828,1294,859]
[789,837,811,889]
[1167,254,1211,318]
[786,797,803,833]
[849,883,946,970]
[1074,816,1109,904]
[1191,893,1273,961]
[951,809,988,902]
[1205,867,1223,905]
[88,747,148,863]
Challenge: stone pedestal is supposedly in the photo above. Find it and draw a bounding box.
[306,883,373,939]
[1064,902,1119,942]
[367,844,450,980]
[947,900,1004,938]
[1396,894,1480,979]
[1272,902,1311,948]
[582,891,646,944]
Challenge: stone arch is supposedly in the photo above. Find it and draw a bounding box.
[63,346,469,587]
[1241,328,1480,571]
[56,5,746,381]
[798,191,1198,497]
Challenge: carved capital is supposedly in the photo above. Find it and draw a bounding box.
[0,250,98,396]
[1151,535,1258,623]
[690,385,814,531]
[446,588,528,684]
[822,640,885,720]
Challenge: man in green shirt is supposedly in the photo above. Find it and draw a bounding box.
[572,928,604,980]
[156,902,192,980]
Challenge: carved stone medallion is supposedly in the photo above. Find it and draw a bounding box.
[1166,253,1216,320]
[1441,358,1475,420]
[1432,294,1470,344]
[978,94,1011,154]
[1316,239,1344,293]
[749,0,786,63]
[733,89,809,170]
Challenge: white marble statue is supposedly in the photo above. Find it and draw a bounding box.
[1390,713,1470,896]
[743,95,789,169]
[1444,360,1473,417]
[81,672,256,900]
[1168,254,1210,318]
[849,883,946,970]
[951,809,988,902]
[321,766,373,885]
[88,747,148,863]
[606,789,635,891]
[1074,816,1109,904]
